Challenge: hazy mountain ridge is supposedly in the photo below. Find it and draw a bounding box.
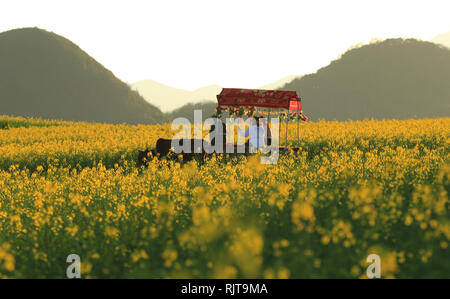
[167,101,218,122]
[132,75,301,112]
[258,75,301,90]
[132,80,222,112]
[0,27,167,124]
[432,31,450,49]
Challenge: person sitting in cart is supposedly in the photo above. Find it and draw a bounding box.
[238,116,272,151]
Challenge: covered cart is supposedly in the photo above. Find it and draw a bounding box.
[214,88,308,149]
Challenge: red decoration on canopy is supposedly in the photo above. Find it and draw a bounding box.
[288,98,302,111]
[217,88,301,110]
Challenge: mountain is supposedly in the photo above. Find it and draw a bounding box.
[282,38,450,121]
[0,27,167,124]
[132,75,300,112]
[432,31,450,49]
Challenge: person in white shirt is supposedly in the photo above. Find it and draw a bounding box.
[238,116,271,152]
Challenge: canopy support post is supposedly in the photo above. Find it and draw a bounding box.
[285,113,288,148]
[269,107,272,148]
[297,100,300,147]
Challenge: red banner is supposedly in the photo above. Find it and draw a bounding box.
[288,99,302,111]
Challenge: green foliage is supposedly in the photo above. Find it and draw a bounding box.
[0,116,65,129]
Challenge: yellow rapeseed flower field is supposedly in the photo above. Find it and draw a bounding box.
[0,116,448,278]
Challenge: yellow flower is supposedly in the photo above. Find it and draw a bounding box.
[65,226,79,237]
[105,226,120,239]
[131,250,148,263]
[0,243,15,272]
[277,267,290,279]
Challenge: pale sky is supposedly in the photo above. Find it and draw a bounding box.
[1,0,449,90]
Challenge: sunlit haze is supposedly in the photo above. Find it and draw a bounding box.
[1,0,449,89]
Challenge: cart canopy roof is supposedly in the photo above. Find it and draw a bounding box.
[217,88,301,110]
